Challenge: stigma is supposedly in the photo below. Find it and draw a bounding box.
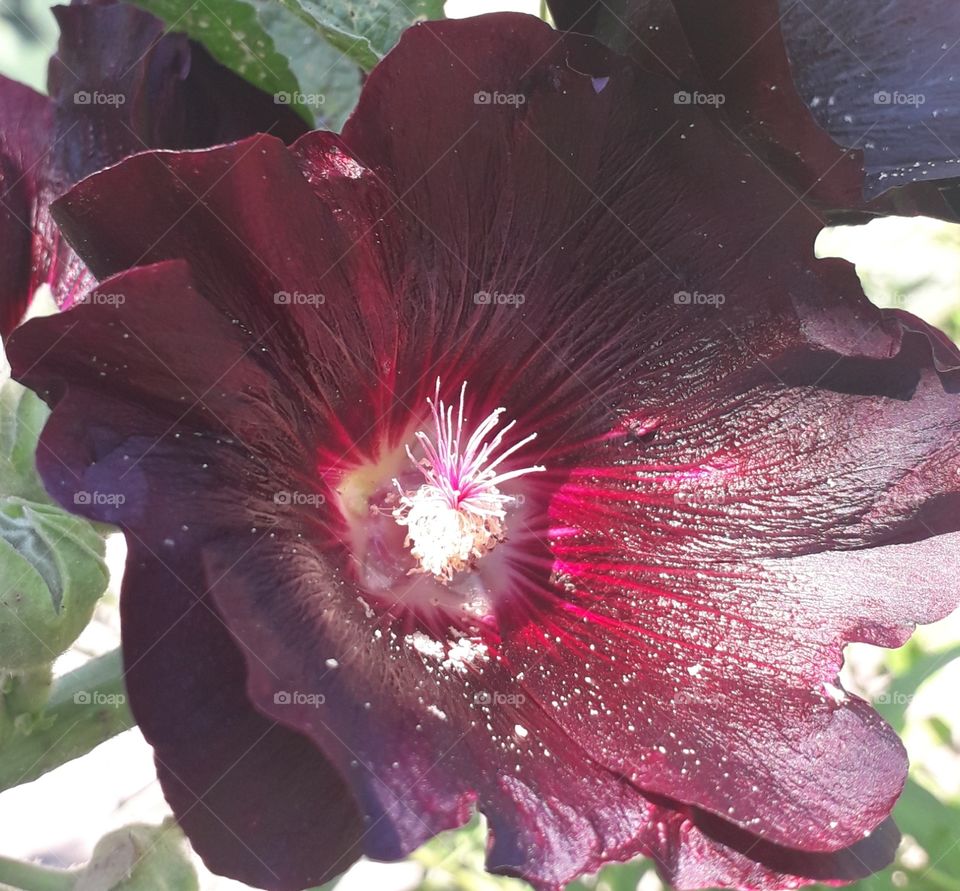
[392,380,545,582]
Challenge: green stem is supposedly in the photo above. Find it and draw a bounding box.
[0,856,77,891]
[925,866,960,891]
[0,649,134,792]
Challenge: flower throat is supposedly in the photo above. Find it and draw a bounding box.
[391,380,544,582]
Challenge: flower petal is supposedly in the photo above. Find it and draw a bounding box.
[10,260,365,889]
[663,808,899,888]
[51,134,382,323]
[510,318,960,849]
[49,1,306,182]
[0,0,307,336]
[199,533,901,890]
[777,0,960,212]
[548,0,960,221]
[546,0,864,214]
[122,551,365,891]
[8,260,909,890]
[0,75,70,336]
[10,12,960,891]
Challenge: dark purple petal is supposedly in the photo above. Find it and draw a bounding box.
[506,310,960,851]
[549,0,960,221]
[0,75,75,336]
[48,2,190,186]
[663,808,899,888]
[48,134,375,333]
[886,308,960,373]
[52,16,892,361]
[0,76,47,336]
[199,529,902,890]
[0,0,307,337]
[546,0,864,215]
[48,1,306,184]
[778,0,960,210]
[122,550,365,891]
[11,259,364,889]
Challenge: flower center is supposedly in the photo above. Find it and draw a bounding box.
[391,380,545,582]
[332,380,550,635]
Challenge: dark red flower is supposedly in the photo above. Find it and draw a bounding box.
[9,12,960,891]
[0,0,306,338]
[549,0,960,222]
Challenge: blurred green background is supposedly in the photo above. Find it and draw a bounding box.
[2,1,959,890]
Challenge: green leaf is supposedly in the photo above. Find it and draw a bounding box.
[129,0,308,118]
[0,374,53,504]
[887,780,960,890]
[566,860,653,891]
[414,817,525,890]
[0,361,110,676]
[76,821,199,891]
[130,0,443,129]
[0,496,108,670]
[873,640,960,733]
[277,0,444,72]
[251,0,361,129]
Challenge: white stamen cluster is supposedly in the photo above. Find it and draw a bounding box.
[393,380,544,581]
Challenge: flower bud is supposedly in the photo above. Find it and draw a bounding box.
[76,822,198,891]
[0,497,108,671]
